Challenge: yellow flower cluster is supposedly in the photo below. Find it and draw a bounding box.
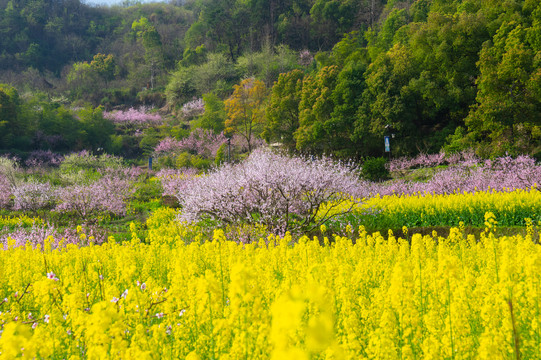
[319,188,541,227]
[0,215,43,230]
[0,217,540,359]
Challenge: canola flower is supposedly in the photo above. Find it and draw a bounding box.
[0,213,540,359]
[320,187,541,228]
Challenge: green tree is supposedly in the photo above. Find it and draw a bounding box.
[295,65,339,153]
[466,21,541,155]
[193,93,226,134]
[0,85,21,149]
[132,17,163,89]
[90,53,116,87]
[77,106,115,152]
[264,69,304,151]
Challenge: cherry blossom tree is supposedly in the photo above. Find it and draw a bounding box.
[175,148,360,234]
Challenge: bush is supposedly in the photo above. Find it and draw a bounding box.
[175,148,361,234]
[361,157,390,182]
[12,181,55,211]
[60,152,124,175]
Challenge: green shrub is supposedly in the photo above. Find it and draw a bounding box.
[215,143,227,166]
[361,157,390,182]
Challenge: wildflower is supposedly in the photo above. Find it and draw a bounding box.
[121,289,129,299]
[99,274,104,280]
[27,313,32,320]
[44,315,50,323]
[47,272,58,281]
[111,297,119,303]
[166,325,172,335]
[156,313,164,319]
[140,283,147,291]
[32,322,37,329]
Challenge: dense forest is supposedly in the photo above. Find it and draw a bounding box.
[0,0,540,162]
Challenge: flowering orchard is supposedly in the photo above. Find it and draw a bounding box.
[0,150,540,358]
[0,219,541,358]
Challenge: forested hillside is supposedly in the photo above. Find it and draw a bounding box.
[0,0,540,161]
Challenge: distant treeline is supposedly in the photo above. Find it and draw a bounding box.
[0,0,540,160]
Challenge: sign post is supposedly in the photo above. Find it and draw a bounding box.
[384,136,390,153]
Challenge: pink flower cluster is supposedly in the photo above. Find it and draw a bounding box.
[175,148,360,234]
[12,181,55,211]
[154,129,227,158]
[0,174,11,208]
[181,98,205,119]
[0,224,105,249]
[156,168,199,197]
[4,165,140,216]
[54,175,135,218]
[103,107,163,128]
[388,150,480,172]
[299,49,314,67]
[25,150,64,168]
[364,154,540,196]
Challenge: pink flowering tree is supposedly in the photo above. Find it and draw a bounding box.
[103,106,163,130]
[364,154,540,196]
[0,174,11,208]
[299,49,314,67]
[12,181,55,211]
[181,98,205,120]
[175,148,361,234]
[25,150,64,168]
[156,168,199,198]
[54,175,135,219]
[154,129,227,160]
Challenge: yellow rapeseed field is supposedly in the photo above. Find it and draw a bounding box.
[319,187,541,227]
[0,211,540,359]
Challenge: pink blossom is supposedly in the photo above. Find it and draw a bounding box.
[154,129,227,158]
[103,107,163,128]
[181,98,205,119]
[176,148,361,235]
[11,181,55,211]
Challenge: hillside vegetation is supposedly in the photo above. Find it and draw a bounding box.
[0,0,540,160]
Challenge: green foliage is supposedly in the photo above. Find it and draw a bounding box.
[264,69,305,151]
[215,142,227,166]
[360,157,390,182]
[166,53,238,110]
[60,152,125,175]
[295,65,340,153]
[0,85,25,150]
[77,106,115,153]
[192,93,226,134]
